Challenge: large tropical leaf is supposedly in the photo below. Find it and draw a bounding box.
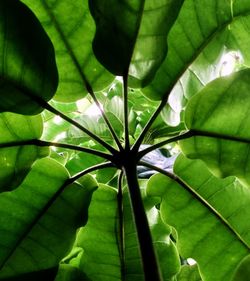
[21,0,114,102]
[69,184,121,281]
[147,154,250,281]
[143,0,250,99]
[179,69,250,187]
[122,188,144,281]
[0,113,48,192]
[0,0,58,114]
[0,158,97,279]
[89,0,184,86]
[140,182,181,281]
[61,181,181,281]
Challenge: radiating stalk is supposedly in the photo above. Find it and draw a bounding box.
[139,161,250,251]
[123,157,163,281]
[43,102,118,155]
[123,75,130,150]
[0,162,113,271]
[42,1,123,152]
[137,131,193,160]
[132,98,167,153]
[0,139,113,162]
[86,82,124,152]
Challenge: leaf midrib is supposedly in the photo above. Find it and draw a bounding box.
[139,161,250,251]
[41,1,89,92]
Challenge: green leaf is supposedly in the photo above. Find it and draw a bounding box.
[0,113,48,192]
[96,167,117,185]
[72,184,121,281]
[0,0,58,114]
[21,0,114,102]
[66,152,103,175]
[0,267,58,281]
[143,0,250,99]
[177,265,202,281]
[0,158,97,279]
[89,0,184,86]
[55,264,90,281]
[66,114,116,145]
[142,184,181,281]
[122,187,144,281]
[147,154,250,281]
[122,182,181,281]
[180,69,250,186]
[232,255,250,281]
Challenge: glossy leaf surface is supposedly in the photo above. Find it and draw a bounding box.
[0,0,58,114]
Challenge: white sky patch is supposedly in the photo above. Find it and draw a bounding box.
[116,76,123,82]
[54,132,66,142]
[85,104,103,117]
[77,98,103,117]
[76,98,90,112]
[53,115,63,124]
[187,258,197,265]
[219,51,243,76]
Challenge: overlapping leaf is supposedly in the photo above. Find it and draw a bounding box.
[0,158,97,279]
[70,184,121,281]
[177,265,202,281]
[232,255,250,281]
[140,183,181,281]
[21,0,114,102]
[0,113,48,192]
[89,0,184,86]
[0,0,58,114]
[122,188,144,281]
[180,69,250,187]
[143,0,250,100]
[61,181,181,281]
[147,154,250,281]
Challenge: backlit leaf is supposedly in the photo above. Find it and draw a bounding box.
[73,184,121,281]
[21,0,114,102]
[0,0,58,114]
[0,113,48,192]
[89,0,184,86]
[180,69,250,187]
[147,154,250,281]
[0,158,97,279]
[143,0,250,99]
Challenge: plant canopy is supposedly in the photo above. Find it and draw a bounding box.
[0,1,250,281]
